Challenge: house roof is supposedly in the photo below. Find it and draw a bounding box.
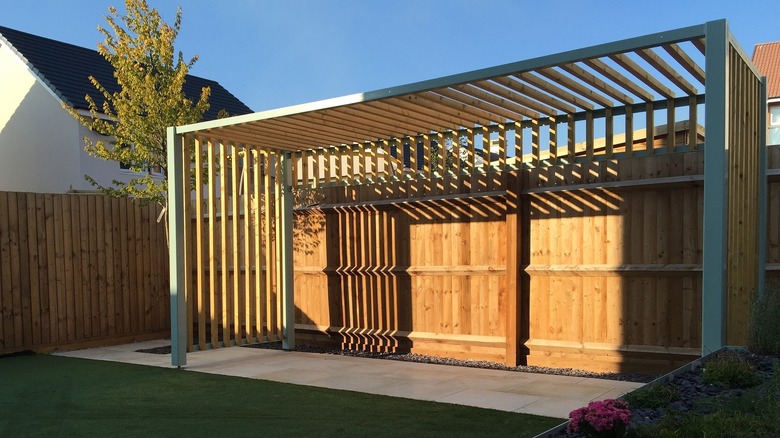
[0,25,252,120]
[753,41,780,99]
[173,21,745,153]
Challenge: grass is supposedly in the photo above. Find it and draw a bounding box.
[0,353,561,437]
[701,353,760,389]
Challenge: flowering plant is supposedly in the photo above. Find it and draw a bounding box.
[567,399,631,437]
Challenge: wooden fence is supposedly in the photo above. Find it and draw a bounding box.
[293,149,708,374]
[0,192,169,355]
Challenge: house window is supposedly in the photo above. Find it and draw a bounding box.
[770,105,780,146]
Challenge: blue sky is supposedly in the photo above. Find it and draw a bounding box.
[3,0,779,112]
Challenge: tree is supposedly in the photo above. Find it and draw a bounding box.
[68,0,210,206]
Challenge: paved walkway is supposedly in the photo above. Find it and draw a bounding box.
[56,339,643,419]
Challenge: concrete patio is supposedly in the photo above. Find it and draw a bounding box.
[56,339,644,419]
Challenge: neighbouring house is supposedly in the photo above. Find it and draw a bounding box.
[753,40,780,145]
[0,25,252,194]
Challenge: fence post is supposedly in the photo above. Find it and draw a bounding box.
[167,127,187,367]
[280,152,296,350]
[701,19,728,354]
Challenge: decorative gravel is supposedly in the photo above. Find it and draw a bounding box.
[551,348,780,437]
[136,341,654,383]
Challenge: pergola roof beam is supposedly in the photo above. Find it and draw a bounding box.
[430,88,522,123]
[559,62,635,105]
[637,48,698,95]
[515,72,597,110]
[470,79,559,116]
[609,53,676,99]
[489,76,578,114]
[583,58,655,102]
[362,100,462,133]
[410,92,497,127]
[663,43,706,85]
[450,83,540,119]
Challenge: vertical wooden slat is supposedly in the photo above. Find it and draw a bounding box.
[253,149,263,342]
[34,194,50,345]
[435,132,445,176]
[604,108,614,158]
[451,132,461,175]
[25,193,41,346]
[531,119,541,166]
[667,99,676,152]
[466,129,475,174]
[61,194,76,340]
[514,124,523,167]
[70,196,84,340]
[646,101,655,154]
[585,111,595,159]
[564,118,574,163]
[231,143,241,345]
[194,137,207,350]
[244,146,253,344]
[263,151,272,340]
[182,134,194,352]
[688,96,699,150]
[423,134,432,178]
[208,139,218,347]
[0,193,11,350]
[51,195,66,342]
[103,196,115,336]
[118,198,129,334]
[219,140,229,347]
[625,105,634,157]
[274,153,283,338]
[481,126,491,172]
[408,136,417,179]
[548,118,557,165]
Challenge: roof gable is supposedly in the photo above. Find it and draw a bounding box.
[753,41,780,99]
[0,25,252,120]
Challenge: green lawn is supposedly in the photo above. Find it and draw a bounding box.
[0,353,562,437]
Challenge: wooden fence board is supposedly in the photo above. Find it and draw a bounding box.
[0,192,169,356]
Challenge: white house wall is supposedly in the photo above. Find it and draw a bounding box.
[0,42,81,193]
[0,42,163,194]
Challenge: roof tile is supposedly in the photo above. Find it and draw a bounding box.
[753,41,780,99]
[0,25,252,120]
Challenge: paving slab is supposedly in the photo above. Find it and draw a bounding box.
[55,339,645,419]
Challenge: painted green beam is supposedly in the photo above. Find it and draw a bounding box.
[166,127,187,367]
[172,23,708,136]
[701,19,728,354]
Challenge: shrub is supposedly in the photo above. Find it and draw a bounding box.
[702,352,760,389]
[567,399,631,437]
[625,383,678,409]
[748,285,780,355]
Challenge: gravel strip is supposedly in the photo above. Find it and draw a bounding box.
[136,341,654,383]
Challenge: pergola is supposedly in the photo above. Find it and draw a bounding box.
[166,19,766,368]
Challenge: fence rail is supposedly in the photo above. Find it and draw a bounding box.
[0,192,169,355]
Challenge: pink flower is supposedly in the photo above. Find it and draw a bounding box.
[567,399,631,437]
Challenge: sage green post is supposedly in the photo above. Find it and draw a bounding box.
[167,126,187,367]
[280,152,296,350]
[701,19,728,354]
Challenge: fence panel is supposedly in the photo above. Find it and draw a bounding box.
[0,192,169,355]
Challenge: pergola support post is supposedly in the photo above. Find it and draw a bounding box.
[701,19,728,354]
[280,152,296,350]
[167,127,187,367]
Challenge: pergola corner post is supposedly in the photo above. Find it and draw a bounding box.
[701,19,729,355]
[167,126,188,367]
[280,151,296,350]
